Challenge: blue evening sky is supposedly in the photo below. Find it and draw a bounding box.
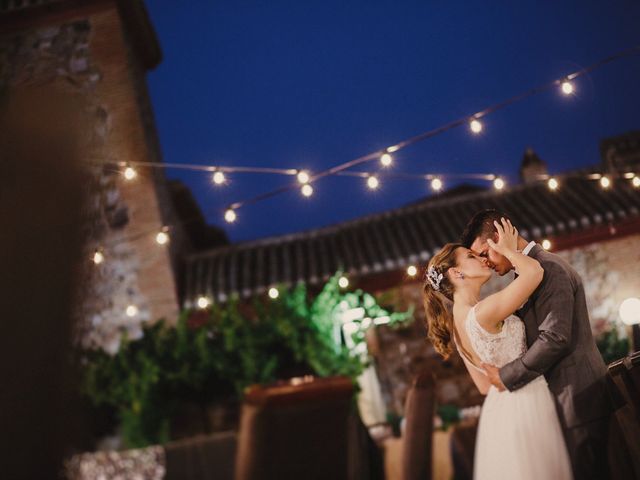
[145,1,640,242]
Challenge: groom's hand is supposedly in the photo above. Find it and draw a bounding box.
[482,363,506,391]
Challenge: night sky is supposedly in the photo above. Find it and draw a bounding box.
[145,1,640,243]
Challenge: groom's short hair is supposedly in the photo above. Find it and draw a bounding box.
[460,209,513,248]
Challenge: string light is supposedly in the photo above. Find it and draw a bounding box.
[212,170,226,185]
[548,177,559,190]
[541,239,552,250]
[338,276,349,288]
[155,229,170,245]
[268,287,279,299]
[301,184,314,197]
[366,175,380,190]
[431,178,443,191]
[296,170,310,184]
[600,176,611,189]
[197,296,210,309]
[126,305,138,317]
[123,165,137,180]
[469,119,483,134]
[493,177,505,190]
[224,208,237,223]
[380,152,393,167]
[632,176,640,188]
[407,265,417,277]
[561,80,574,95]
[92,249,104,265]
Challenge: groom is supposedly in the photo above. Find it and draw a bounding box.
[461,209,624,480]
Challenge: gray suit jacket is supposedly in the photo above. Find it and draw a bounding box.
[500,244,623,429]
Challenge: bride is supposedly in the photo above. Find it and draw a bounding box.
[423,218,572,479]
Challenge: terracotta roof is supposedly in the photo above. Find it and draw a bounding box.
[183,175,640,305]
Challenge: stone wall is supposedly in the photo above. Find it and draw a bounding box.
[374,232,640,416]
[0,5,181,353]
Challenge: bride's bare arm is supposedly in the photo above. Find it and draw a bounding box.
[475,219,543,332]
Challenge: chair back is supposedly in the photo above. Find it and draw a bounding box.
[401,371,436,480]
[235,376,354,480]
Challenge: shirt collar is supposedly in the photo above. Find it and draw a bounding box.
[521,240,536,256]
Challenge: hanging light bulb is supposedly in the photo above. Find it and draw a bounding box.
[212,170,226,185]
[224,208,237,223]
[367,175,380,190]
[406,265,417,277]
[541,239,552,250]
[197,296,210,309]
[548,177,559,190]
[632,176,640,188]
[380,152,393,167]
[126,305,138,317]
[268,287,279,299]
[123,165,137,180]
[561,80,574,95]
[338,276,349,288]
[92,249,105,265]
[600,176,611,189]
[296,170,310,184]
[493,177,505,190]
[469,119,483,134]
[431,178,443,191]
[155,229,170,245]
[301,184,314,197]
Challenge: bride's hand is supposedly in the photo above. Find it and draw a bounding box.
[486,218,518,256]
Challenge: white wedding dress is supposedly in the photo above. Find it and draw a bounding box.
[460,307,573,480]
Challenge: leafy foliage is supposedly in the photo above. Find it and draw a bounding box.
[81,273,413,447]
[596,326,630,365]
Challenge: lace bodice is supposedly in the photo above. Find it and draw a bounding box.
[465,307,527,368]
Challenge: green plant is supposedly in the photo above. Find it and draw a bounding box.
[81,273,413,447]
[596,326,629,365]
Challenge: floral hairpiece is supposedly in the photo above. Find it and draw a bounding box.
[425,266,444,291]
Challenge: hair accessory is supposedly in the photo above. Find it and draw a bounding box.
[425,266,444,291]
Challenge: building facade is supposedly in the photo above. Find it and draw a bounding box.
[0,0,182,353]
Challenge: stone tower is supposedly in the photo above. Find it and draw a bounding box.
[0,0,182,353]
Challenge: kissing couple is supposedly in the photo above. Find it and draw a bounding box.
[422,209,624,480]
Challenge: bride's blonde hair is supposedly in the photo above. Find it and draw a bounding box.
[422,243,462,359]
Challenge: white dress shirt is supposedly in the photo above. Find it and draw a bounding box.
[521,241,536,257]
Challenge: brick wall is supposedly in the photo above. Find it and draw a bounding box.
[0,3,180,353]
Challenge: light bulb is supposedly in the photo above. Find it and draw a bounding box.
[367,176,380,190]
[493,177,505,190]
[297,170,310,184]
[407,265,417,276]
[600,176,611,189]
[541,239,552,250]
[92,250,104,265]
[301,184,314,197]
[431,178,443,191]
[380,153,393,167]
[224,208,237,223]
[561,81,574,95]
[197,296,210,309]
[548,178,559,190]
[212,171,226,185]
[620,297,640,325]
[155,231,169,245]
[470,119,483,134]
[123,166,137,180]
[268,287,279,299]
[338,276,349,288]
[632,176,640,188]
[126,305,138,317]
